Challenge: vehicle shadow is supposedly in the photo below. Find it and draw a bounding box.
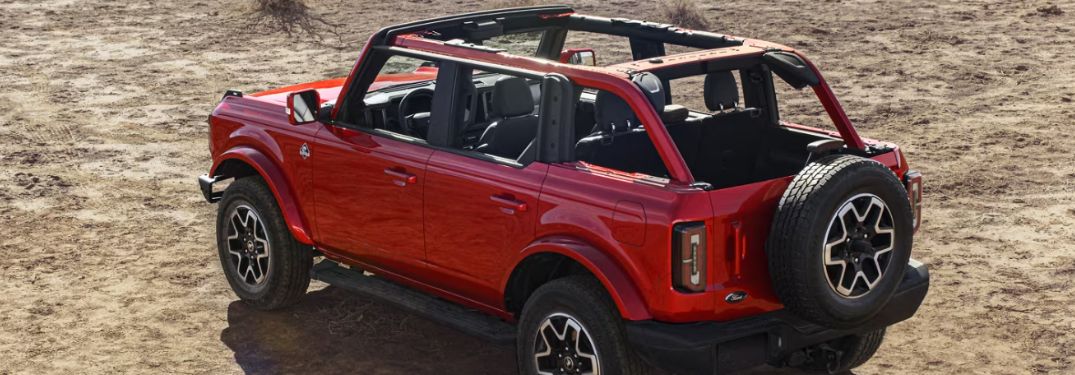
[219,285,515,375]
[220,286,842,375]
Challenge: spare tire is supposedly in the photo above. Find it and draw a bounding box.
[767,154,913,328]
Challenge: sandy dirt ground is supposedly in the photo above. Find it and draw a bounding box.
[1,0,1074,374]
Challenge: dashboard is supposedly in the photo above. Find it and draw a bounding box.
[360,73,541,146]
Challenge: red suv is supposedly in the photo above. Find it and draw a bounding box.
[199,6,928,374]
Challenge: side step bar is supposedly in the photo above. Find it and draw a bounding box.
[310,260,516,345]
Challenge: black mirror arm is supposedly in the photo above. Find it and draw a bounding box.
[317,103,335,123]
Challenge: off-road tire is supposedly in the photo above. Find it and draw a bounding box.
[795,328,886,373]
[216,176,312,310]
[768,154,913,328]
[517,276,648,375]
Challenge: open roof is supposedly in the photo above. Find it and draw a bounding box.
[374,6,748,55]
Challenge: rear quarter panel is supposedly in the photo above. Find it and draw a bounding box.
[533,165,714,322]
[531,146,908,323]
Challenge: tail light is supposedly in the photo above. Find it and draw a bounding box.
[904,170,923,232]
[672,222,707,293]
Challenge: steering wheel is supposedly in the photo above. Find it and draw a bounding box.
[398,87,435,138]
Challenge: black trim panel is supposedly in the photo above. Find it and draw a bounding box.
[625,259,930,374]
[198,174,223,203]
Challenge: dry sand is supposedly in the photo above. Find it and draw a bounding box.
[1,0,1074,374]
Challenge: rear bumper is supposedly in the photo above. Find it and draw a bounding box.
[625,259,930,374]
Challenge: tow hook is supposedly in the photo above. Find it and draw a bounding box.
[817,344,845,374]
[787,343,845,374]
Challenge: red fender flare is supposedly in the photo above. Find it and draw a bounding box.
[506,236,652,321]
[210,147,314,245]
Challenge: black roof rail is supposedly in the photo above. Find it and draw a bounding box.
[369,6,742,51]
[371,5,575,45]
[566,15,743,49]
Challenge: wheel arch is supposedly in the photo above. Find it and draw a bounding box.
[210,146,314,245]
[502,236,652,321]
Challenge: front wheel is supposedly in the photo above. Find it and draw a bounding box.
[517,276,647,375]
[216,176,312,310]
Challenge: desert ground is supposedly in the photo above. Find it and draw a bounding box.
[1,0,1074,374]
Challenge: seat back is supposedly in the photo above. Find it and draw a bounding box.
[477,77,538,159]
[575,73,671,177]
[669,71,769,187]
[704,71,740,112]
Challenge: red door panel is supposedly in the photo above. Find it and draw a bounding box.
[310,125,433,274]
[423,151,548,307]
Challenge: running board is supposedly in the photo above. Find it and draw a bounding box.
[310,260,516,345]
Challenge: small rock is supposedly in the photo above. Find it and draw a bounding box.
[1037,5,1064,16]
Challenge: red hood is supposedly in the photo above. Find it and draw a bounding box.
[249,67,439,105]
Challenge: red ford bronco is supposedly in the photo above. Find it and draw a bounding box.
[199,6,928,374]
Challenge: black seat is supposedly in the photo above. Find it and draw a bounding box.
[476,77,538,159]
[575,73,671,177]
[703,70,740,112]
[688,71,768,186]
[574,100,597,142]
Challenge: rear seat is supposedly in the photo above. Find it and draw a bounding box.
[683,71,766,186]
[575,73,673,177]
[574,71,765,184]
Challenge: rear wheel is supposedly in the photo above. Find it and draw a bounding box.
[517,276,647,375]
[216,176,312,310]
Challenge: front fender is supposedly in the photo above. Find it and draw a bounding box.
[507,236,652,320]
[210,146,314,245]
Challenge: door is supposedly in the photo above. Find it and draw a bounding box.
[310,125,432,274]
[423,151,548,305]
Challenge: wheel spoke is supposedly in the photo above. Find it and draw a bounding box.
[845,271,861,294]
[833,261,848,291]
[576,329,599,374]
[824,214,848,262]
[533,313,600,375]
[245,211,258,234]
[227,217,241,240]
[225,204,271,287]
[534,320,557,375]
[237,257,251,282]
[823,194,897,298]
[867,257,884,286]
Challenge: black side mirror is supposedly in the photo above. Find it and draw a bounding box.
[287,89,320,125]
[762,51,820,89]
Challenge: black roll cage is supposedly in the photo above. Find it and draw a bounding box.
[338,6,744,124]
[339,44,577,166]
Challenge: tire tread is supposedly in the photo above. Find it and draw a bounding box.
[767,154,913,326]
[217,176,311,310]
[517,276,648,375]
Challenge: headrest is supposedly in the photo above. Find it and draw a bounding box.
[492,76,534,118]
[594,90,637,133]
[661,104,689,123]
[632,72,666,110]
[593,73,668,133]
[704,71,740,112]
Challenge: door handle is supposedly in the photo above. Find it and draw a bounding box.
[384,168,417,186]
[490,194,528,214]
